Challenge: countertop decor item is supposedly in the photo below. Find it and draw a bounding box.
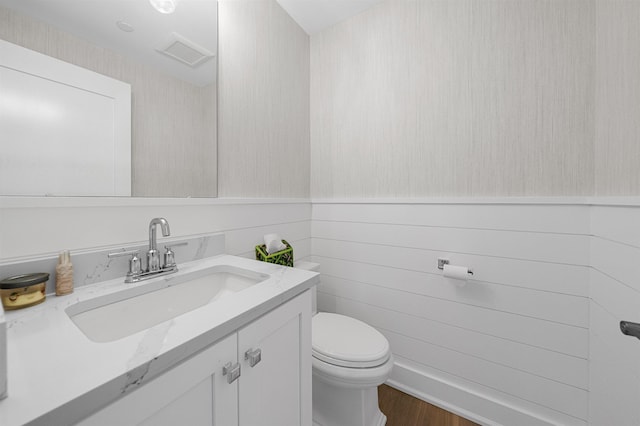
[55,250,74,296]
[0,273,49,310]
[255,240,294,267]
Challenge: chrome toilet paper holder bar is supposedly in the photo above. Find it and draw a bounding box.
[437,258,474,276]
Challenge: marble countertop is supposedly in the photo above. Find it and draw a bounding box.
[0,255,318,426]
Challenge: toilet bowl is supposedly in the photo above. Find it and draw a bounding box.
[294,261,393,426]
[311,312,393,426]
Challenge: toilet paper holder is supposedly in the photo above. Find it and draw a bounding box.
[437,258,474,276]
[437,258,450,270]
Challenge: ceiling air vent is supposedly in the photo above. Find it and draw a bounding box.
[156,32,214,67]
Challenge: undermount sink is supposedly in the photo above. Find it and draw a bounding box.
[66,265,269,343]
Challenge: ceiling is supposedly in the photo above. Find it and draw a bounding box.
[277,0,384,34]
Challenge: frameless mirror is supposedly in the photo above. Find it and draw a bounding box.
[0,0,218,197]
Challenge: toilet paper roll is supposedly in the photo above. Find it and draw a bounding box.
[442,264,471,281]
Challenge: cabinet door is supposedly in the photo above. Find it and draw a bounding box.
[238,290,312,426]
[77,333,238,426]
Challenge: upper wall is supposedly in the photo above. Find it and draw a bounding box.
[0,6,217,198]
[594,0,640,195]
[218,0,310,198]
[310,0,596,198]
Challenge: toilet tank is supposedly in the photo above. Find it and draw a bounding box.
[294,261,320,315]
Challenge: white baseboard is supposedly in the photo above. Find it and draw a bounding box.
[386,360,586,426]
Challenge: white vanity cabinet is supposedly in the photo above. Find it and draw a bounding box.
[78,333,238,426]
[239,290,312,426]
[77,290,311,426]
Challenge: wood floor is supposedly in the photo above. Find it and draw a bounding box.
[378,385,480,426]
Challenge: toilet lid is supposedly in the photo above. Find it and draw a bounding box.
[312,313,390,368]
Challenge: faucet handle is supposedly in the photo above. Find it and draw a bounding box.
[164,242,188,269]
[108,249,139,258]
[108,249,142,280]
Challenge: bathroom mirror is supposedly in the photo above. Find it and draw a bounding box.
[0,0,218,197]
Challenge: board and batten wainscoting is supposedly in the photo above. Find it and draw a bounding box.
[2,198,640,425]
[0,199,311,263]
[589,204,640,426]
[311,200,591,426]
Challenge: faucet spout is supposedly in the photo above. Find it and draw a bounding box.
[147,218,170,272]
[149,217,170,252]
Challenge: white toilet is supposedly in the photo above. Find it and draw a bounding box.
[312,312,394,426]
[296,261,394,426]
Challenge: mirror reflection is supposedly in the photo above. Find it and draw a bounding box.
[0,0,218,197]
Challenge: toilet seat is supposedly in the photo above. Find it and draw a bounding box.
[312,313,390,368]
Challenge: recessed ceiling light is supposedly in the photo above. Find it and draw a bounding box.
[149,0,178,14]
[116,21,135,33]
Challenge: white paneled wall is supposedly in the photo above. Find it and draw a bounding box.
[312,201,591,426]
[3,197,640,425]
[0,199,311,262]
[589,204,640,425]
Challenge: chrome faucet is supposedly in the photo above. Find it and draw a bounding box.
[147,217,170,272]
[107,217,187,283]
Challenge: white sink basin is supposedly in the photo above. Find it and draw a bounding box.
[66,265,269,342]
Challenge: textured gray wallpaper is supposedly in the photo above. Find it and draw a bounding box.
[594,0,640,195]
[311,0,598,197]
[218,0,310,198]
